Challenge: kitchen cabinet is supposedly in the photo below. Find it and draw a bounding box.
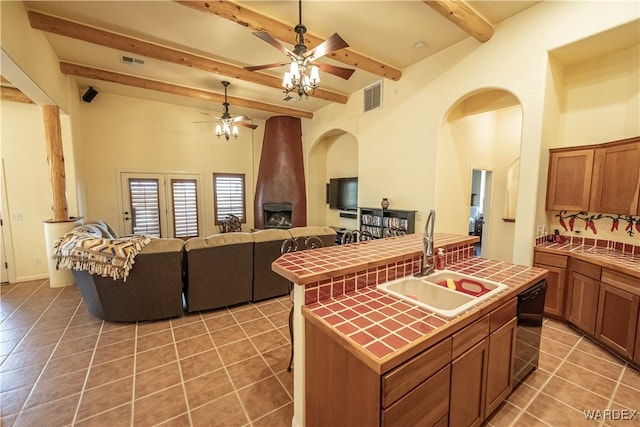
[595,269,640,359]
[485,317,517,416]
[450,338,489,427]
[546,137,640,215]
[533,250,568,317]
[589,139,640,215]
[305,299,519,426]
[635,309,640,365]
[546,148,594,211]
[565,259,601,336]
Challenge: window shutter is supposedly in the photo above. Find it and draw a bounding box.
[171,179,199,239]
[128,178,161,237]
[213,173,246,223]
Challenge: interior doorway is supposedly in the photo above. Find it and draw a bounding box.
[469,169,493,257]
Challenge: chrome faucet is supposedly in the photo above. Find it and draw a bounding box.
[415,209,436,277]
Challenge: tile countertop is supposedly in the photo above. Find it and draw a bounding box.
[535,241,640,279]
[273,234,548,374]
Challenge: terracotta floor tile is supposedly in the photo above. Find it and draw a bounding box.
[541,376,610,411]
[613,383,640,409]
[179,349,223,381]
[189,392,249,426]
[23,369,87,410]
[236,376,291,421]
[539,338,573,360]
[13,329,64,352]
[541,326,582,348]
[0,344,55,373]
[74,403,132,427]
[555,362,617,398]
[209,325,246,346]
[226,355,272,389]
[0,385,32,416]
[136,329,174,352]
[175,334,214,359]
[255,300,289,317]
[170,313,202,327]
[76,376,134,421]
[173,321,208,342]
[0,363,45,392]
[204,313,238,332]
[136,344,177,372]
[276,371,294,398]
[91,339,135,366]
[250,329,289,354]
[575,337,627,365]
[61,323,103,342]
[267,311,291,329]
[525,392,597,427]
[240,318,277,337]
[619,366,640,391]
[538,350,564,373]
[507,383,539,409]
[85,355,134,389]
[133,384,188,426]
[11,393,79,427]
[252,402,293,427]
[96,325,136,347]
[484,401,521,426]
[217,339,259,366]
[137,319,171,336]
[231,306,264,323]
[39,350,93,380]
[135,361,182,398]
[51,335,98,360]
[184,368,234,409]
[517,411,553,426]
[261,345,291,373]
[565,348,624,381]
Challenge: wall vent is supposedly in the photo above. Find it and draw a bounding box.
[363,80,382,113]
[119,54,145,66]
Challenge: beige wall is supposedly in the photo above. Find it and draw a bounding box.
[77,92,263,237]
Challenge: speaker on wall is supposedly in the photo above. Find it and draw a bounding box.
[82,86,98,103]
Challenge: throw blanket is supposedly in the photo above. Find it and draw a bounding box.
[53,229,153,282]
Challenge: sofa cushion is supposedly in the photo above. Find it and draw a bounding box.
[185,232,254,251]
[251,229,291,243]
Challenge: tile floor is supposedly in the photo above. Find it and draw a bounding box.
[1,279,639,427]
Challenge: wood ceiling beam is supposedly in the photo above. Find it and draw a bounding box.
[175,1,402,81]
[1,87,35,104]
[423,1,494,43]
[28,10,346,104]
[59,62,314,119]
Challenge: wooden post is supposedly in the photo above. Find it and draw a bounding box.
[42,105,69,222]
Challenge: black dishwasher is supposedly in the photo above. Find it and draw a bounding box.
[513,279,547,387]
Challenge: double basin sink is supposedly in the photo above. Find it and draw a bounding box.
[377,270,508,318]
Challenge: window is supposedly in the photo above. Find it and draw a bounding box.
[213,173,246,224]
[171,179,199,239]
[128,178,161,237]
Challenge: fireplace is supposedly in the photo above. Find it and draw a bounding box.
[263,203,293,229]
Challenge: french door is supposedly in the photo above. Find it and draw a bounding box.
[120,172,201,239]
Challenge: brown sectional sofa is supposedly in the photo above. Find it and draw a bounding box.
[67,222,336,321]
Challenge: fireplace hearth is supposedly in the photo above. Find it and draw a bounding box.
[264,203,293,229]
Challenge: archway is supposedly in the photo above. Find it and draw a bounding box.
[436,89,523,262]
[307,129,359,228]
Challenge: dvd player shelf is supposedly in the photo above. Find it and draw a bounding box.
[359,207,416,238]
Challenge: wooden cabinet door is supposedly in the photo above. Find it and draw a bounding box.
[565,272,600,336]
[595,283,640,359]
[534,263,566,317]
[450,338,489,427]
[590,140,640,215]
[546,149,594,211]
[485,317,517,417]
[635,309,640,365]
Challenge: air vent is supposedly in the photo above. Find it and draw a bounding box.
[363,80,382,113]
[119,54,145,66]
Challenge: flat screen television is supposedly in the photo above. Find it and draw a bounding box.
[328,177,358,211]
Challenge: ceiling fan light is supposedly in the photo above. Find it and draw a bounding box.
[215,123,222,137]
[232,125,239,138]
[289,61,300,80]
[309,65,320,85]
[282,71,293,89]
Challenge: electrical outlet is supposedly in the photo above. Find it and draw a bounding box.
[11,212,23,221]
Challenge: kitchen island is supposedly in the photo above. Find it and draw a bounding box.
[273,233,548,427]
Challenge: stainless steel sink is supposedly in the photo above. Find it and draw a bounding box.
[377,270,507,318]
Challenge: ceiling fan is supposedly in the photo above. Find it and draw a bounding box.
[245,0,355,100]
[194,81,257,140]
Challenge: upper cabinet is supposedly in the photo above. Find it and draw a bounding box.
[546,137,640,215]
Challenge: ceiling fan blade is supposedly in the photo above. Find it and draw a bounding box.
[193,120,215,124]
[253,32,295,57]
[304,33,349,60]
[232,115,252,122]
[312,62,355,80]
[236,121,258,130]
[245,61,290,72]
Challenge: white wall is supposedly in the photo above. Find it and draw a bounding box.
[78,92,263,237]
[303,1,639,268]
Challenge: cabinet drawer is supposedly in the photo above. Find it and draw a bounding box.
[571,258,601,280]
[452,314,490,359]
[601,269,640,296]
[381,365,450,427]
[490,298,517,333]
[534,251,568,269]
[381,337,451,408]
